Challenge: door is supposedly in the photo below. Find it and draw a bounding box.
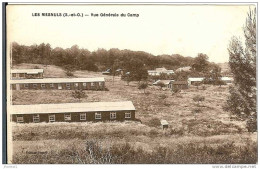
[58,84,62,90]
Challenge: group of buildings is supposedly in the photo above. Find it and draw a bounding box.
[149,67,233,90]
[10,68,136,123]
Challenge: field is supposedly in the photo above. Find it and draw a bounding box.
[10,63,257,164]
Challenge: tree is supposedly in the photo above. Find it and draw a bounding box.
[72,89,87,102]
[225,8,256,132]
[138,82,148,93]
[64,65,75,77]
[204,65,225,86]
[192,53,209,72]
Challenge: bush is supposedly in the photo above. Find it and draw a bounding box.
[159,94,167,99]
[193,95,205,104]
[34,66,40,69]
[147,118,161,127]
[66,71,74,77]
[201,85,207,90]
[192,108,202,114]
[172,88,180,94]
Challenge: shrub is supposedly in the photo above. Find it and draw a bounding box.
[66,71,74,77]
[192,108,202,114]
[193,95,205,104]
[147,118,161,127]
[201,85,207,90]
[34,66,40,69]
[72,90,87,102]
[149,129,159,137]
[159,94,167,99]
[172,88,180,94]
[138,82,148,93]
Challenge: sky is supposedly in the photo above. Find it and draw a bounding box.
[6,4,255,63]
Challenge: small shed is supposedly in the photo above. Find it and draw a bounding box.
[153,80,174,89]
[160,120,169,129]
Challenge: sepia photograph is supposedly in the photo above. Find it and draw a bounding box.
[4,2,257,166]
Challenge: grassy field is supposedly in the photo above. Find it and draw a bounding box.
[10,63,257,164]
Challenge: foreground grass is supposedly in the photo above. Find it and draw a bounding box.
[12,122,257,164]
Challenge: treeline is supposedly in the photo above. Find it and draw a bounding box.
[11,42,223,82]
[11,42,196,71]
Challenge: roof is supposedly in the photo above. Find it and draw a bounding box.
[221,77,233,81]
[148,68,174,73]
[153,80,174,85]
[11,69,44,74]
[160,120,169,125]
[188,77,204,82]
[10,101,135,115]
[10,77,105,84]
[176,66,191,72]
[172,81,188,85]
[155,67,167,72]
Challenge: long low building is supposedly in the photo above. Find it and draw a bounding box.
[10,101,136,123]
[11,69,44,79]
[10,77,105,90]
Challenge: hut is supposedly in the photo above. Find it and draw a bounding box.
[10,101,136,123]
[11,69,44,79]
[188,77,205,85]
[10,77,105,91]
[153,80,174,89]
[160,120,169,129]
[148,67,174,76]
[221,77,233,84]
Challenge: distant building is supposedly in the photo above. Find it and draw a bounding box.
[11,77,105,90]
[188,77,205,85]
[221,77,233,84]
[175,66,191,72]
[160,120,169,130]
[10,101,136,123]
[11,69,44,79]
[148,67,174,76]
[153,80,174,89]
[172,81,189,90]
[102,68,111,75]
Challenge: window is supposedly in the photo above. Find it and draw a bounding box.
[64,114,71,121]
[50,83,54,88]
[24,84,29,89]
[99,82,103,86]
[33,114,40,123]
[74,83,79,87]
[17,115,24,123]
[33,84,37,88]
[41,84,46,88]
[125,112,131,119]
[49,115,55,122]
[66,83,71,88]
[110,112,116,119]
[12,73,16,78]
[83,83,87,87]
[80,113,86,120]
[91,82,95,87]
[19,73,25,77]
[95,112,101,119]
